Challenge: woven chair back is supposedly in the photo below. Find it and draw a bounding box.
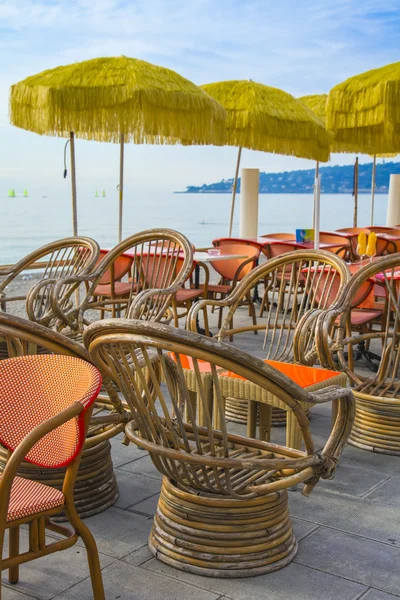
[0,354,101,468]
[321,256,400,390]
[79,229,193,324]
[0,237,99,326]
[219,250,350,365]
[85,319,354,499]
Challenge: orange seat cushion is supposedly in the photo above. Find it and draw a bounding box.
[204,283,231,294]
[350,309,383,325]
[5,476,64,523]
[94,282,132,297]
[220,359,341,388]
[176,289,203,302]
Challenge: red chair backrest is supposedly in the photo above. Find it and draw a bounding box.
[0,355,101,468]
[97,250,133,285]
[210,244,260,281]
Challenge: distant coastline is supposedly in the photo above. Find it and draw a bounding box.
[176,161,400,194]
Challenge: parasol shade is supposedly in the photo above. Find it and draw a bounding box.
[10,56,226,145]
[326,61,400,154]
[202,80,331,162]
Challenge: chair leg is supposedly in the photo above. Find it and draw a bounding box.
[65,506,105,600]
[246,291,258,334]
[258,403,272,442]
[247,401,258,438]
[8,526,19,584]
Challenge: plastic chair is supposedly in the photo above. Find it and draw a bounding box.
[260,232,296,240]
[92,249,134,318]
[318,233,351,260]
[203,243,260,330]
[85,319,354,578]
[0,354,104,599]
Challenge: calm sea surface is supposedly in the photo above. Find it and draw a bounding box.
[0,190,389,265]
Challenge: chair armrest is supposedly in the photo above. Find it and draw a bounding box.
[187,297,233,333]
[0,403,83,504]
[302,385,355,495]
[230,256,257,290]
[128,286,177,321]
[51,273,95,331]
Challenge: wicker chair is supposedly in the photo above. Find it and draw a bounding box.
[188,250,350,440]
[0,237,99,328]
[0,354,104,599]
[316,255,400,455]
[84,319,354,578]
[51,229,193,336]
[0,312,130,518]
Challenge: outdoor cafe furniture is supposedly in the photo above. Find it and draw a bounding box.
[0,237,100,328]
[199,243,260,329]
[188,250,350,440]
[85,319,354,578]
[0,311,128,518]
[316,255,400,455]
[0,354,105,600]
[51,229,194,336]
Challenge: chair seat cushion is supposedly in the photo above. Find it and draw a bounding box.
[350,309,383,325]
[94,282,132,297]
[203,283,231,294]
[176,289,203,302]
[5,476,64,522]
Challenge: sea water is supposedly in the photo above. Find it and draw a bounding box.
[0,190,389,265]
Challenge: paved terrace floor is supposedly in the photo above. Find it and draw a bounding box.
[2,307,400,600]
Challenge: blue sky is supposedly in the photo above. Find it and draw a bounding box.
[1,0,400,194]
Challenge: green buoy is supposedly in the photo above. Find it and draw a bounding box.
[23,189,28,197]
[102,189,106,197]
[95,190,99,198]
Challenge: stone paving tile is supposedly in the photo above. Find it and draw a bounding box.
[54,560,222,600]
[127,492,159,516]
[117,454,163,480]
[0,529,114,600]
[296,527,400,596]
[110,437,147,467]
[317,463,389,497]
[339,445,400,477]
[114,470,161,510]
[360,589,400,599]
[122,544,153,566]
[142,558,366,600]
[364,476,400,508]
[291,518,320,542]
[1,588,37,600]
[80,506,153,559]
[289,487,400,546]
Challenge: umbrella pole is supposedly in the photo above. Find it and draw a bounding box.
[118,133,124,243]
[312,161,319,230]
[70,132,78,236]
[228,146,242,237]
[353,156,359,228]
[314,174,320,250]
[370,154,376,226]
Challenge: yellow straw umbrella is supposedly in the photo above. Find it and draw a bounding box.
[326,63,400,226]
[201,80,331,236]
[302,91,398,226]
[10,56,226,239]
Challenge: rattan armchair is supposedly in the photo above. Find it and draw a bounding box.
[0,354,104,600]
[0,237,99,327]
[188,250,350,439]
[0,311,130,517]
[85,319,354,578]
[51,229,193,336]
[316,255,400,455]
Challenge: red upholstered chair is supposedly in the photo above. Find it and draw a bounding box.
[0,354,104,600]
